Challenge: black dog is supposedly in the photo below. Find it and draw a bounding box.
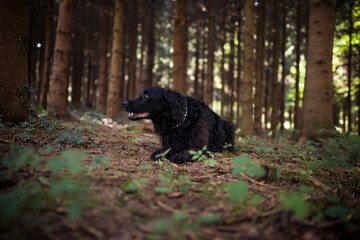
[123,87,235,164]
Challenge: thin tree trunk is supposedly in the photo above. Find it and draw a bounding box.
[228,20,235,121]
[294,0,302,130]
[106,0,124,120]
[298,0,335,143]
[236,1,244,128]
[128,0,138,99]
[253,0,265,135]
[145,0,155,88]
[48,0,73,119]
[172,0,188,95]
[270,0,280,138]
[0,0,31,122]
[347,1,353,133]
[138,0,147,93]
[39,0,53,108]
[220,3,226,117]
[97,3,110,113]
[241,0,255,136]
[194,26,201,99]
[280,1,287,132]
[204,0,214,106]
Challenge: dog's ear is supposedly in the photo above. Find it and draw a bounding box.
[163,91,184,123]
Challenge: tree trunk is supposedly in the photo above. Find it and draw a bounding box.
[194,26,201,99]
[128,0,138,99]
[220,3,227,117]
[172,0,188,95]
[48,0,73,119]
[228,21,235,121]
[294,0,302,130]
[204,0,214,106]
[0,0,31,123]
[241,0,255,136]
[236,1,244,128]
[280,1,287,132]
[138,0,147,93]
[106,0,124,120]
[39,0,53,108]
[269,0,280,138]
[253,0,265,135]
[298,0,335,143]
[347,1,353,133]
[145,0,155,88]
[97,3,110,113]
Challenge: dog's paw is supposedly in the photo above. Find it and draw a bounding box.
[169,154,187,164]
[151,149,166,161]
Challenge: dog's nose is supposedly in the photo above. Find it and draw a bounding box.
[122,101,130,108]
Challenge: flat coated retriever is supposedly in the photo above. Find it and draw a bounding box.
[123,87,235,164]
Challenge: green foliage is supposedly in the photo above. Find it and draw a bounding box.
[227,181,248,203]
[16,118,86,147]
[280,191,311,219]
[0,144,110,225]
[189,146,217,166]
[232,154,266,178]
[155,148,171,161]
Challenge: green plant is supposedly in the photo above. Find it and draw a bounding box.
[0,144,110,226]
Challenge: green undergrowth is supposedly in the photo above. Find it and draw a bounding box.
[0,143,110,226]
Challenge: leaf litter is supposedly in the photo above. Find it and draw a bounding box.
[0,114,359,240]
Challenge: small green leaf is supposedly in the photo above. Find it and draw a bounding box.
[280,192,310,219]
[67,200,82,220]
[198,213,222,225]
[173,211,188,221]
[158,174,171,184]
[46,158,65,173]
[204,159,217,167]
[122,180,141,192]
[154,186,172,193]
[152,220,171,233]
[227,181,248,202]
[138,164,152,170]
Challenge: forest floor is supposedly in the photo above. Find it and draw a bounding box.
[0,111,359,240]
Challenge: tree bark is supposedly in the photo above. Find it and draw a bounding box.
[172,0,188,95]
[0,0,31,123]
[270,0,280,138]
[128,0,138,99]
[294,0,302,130]
[298,0,335,143]
[280,1,287,132]
[194,26,201,100]
[106,0,124,120]
[253,0,265,135]
[241,0,255,136]
[145,0,155,88]
[97,3,110,112]
[204,0,214,106]
[39,0,53,108]
[347,1,353,133]
[48,0,73,119]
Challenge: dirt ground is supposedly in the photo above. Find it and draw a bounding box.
[0,113,359,240]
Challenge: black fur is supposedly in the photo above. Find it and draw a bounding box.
[123,87,235,164]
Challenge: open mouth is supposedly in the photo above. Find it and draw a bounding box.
[127,112,150,120]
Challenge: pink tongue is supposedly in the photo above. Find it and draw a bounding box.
[133,112,149,117]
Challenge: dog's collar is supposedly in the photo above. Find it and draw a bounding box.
[171,98,188,129]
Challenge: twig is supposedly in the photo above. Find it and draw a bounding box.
[0,138,11,144]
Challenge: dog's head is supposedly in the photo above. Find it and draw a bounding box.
[123,87,184,123]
